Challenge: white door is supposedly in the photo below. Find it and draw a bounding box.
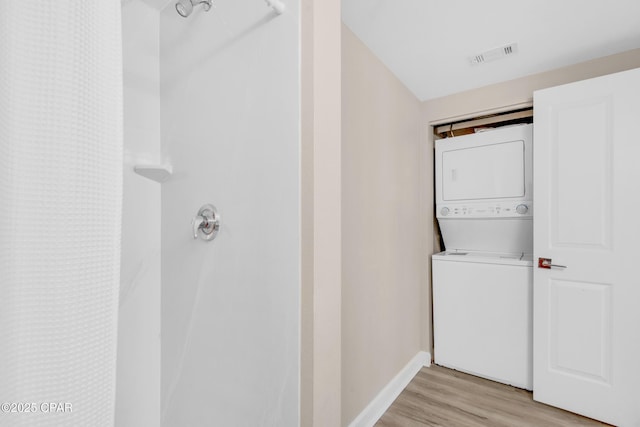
[533,67,640,426]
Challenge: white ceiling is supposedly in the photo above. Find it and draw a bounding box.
[342,0,640,101]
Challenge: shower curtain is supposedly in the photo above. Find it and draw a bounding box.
[0,1,123,426]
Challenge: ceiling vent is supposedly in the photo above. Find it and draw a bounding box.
[469,43,519,65]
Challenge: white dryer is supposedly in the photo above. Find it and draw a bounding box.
[432,124,533,390]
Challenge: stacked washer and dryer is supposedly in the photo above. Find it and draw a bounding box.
[432,124,533,390]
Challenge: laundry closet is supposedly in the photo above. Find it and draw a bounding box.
[430,67,640,427]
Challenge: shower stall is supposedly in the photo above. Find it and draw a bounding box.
[121,0,301,426]
[0,0,345,425]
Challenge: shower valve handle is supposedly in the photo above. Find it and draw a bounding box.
[192,204,220,241]
[192,216,206,239]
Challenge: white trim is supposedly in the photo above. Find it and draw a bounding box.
[348,351,432,427]
[428,101,533,126]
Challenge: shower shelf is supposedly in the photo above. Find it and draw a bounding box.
[133,165,173,183]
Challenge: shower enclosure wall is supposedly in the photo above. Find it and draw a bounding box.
[117,2,162,426]
[118,1,301,425]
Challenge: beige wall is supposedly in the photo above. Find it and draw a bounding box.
[301,1,343,426]
[341,25,426,425]
[422,48,640,354]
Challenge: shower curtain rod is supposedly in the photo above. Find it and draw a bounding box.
[176,0,285,18]
[265,0,285,14]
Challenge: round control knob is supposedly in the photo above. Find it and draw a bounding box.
[516,204,529,214]
[440,207,450,216]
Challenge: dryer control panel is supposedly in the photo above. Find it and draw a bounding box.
[437,201,533,219]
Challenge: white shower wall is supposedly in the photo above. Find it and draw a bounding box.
[117,2,161,427]
[159,2,300,426]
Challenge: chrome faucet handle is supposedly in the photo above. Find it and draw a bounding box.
[192,215,206,239]
[192,204,220,241]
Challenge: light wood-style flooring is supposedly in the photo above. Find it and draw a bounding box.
[375,365,611,427]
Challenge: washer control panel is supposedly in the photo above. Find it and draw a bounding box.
[437,201,532,218]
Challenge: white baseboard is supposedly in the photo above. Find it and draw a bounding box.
[348,351,432,427]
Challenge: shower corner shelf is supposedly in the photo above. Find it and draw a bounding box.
[134,164,173,183]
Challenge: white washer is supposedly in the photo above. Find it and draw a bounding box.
[432,251,533,390]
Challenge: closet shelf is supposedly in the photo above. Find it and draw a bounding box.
[133,165,172,183]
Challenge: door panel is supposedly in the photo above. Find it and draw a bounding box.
[549,279,611,384]
[534,67,640,427]
[551,97,613,249]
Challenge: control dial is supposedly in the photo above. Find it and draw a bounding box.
[440,207,450,216]
[516,204,529,215]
